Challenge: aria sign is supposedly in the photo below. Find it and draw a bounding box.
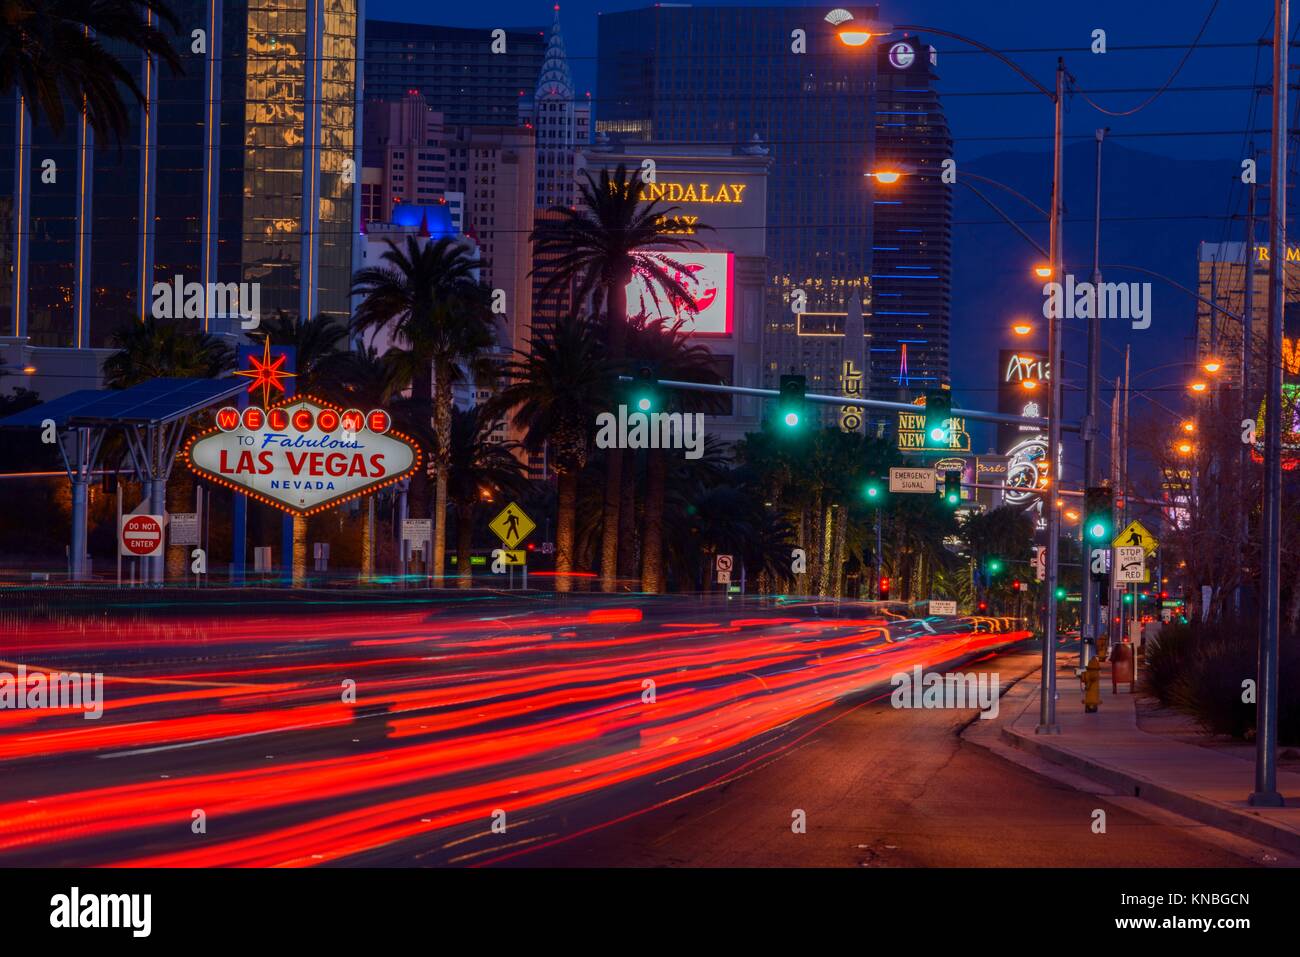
[185,396,420,515]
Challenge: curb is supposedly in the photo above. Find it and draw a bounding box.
[1000,714,1300,858]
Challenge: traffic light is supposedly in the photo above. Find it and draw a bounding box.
[977,600,989,613]
[1054,586,1067,600]
[943,470,961,507]
[778,374,806,429]
[1122,592,1134,605]
[630,360,659,413]
[1083,485,1114,544]
[1012,579,1022,592]
[987,558,1003,575]
[864,474,885,503]
[878,576,890,600]
[924,388,953,449]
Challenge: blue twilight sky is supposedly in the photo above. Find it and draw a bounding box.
[367,0,1269,163]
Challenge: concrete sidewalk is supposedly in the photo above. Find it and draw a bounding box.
[990,665,1300,856]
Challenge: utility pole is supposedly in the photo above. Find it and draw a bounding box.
[1082,127,1108,668]
[1251,0,1287,808]
[1039,58,1065,735]
[1239,171,1256,615]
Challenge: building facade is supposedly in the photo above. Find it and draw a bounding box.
[871,34,952,402]
[0,0,361,399]
[1194,240,1300,390]
[519,7,591,212]
[362,92,450,215]
[596,4,880,416]
[578,141,770,444]
[363,20,546,128]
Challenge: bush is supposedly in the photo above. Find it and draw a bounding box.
[1140,618,1300,745]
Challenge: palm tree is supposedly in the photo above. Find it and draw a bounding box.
[256,310,349,395]
[447,406,528,588]
[351,235,499,586]
[253,310,350,582]
[102,315,233,388]
[328,345,402,581]
[532,163,708,592]
[626,315,723,592]
[0,0,182,143]
[486,314,614,592]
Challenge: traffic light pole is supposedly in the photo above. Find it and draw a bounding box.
[618,377,1082,433]
[875,506,883,600]
[1081,128,1107,670]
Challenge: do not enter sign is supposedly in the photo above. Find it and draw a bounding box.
[121,514,165,557]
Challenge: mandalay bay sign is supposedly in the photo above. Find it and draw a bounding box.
[186,396,420,515]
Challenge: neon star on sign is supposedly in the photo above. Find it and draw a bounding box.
[187,396,419,515]
[235,336,296,408]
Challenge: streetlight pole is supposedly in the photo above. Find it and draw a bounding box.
[844,23,1065,731]
[1251,0,1287,808]
[1038,58,1066,734]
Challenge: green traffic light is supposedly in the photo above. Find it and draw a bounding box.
[783,411,800,427]
[1054,586,1067,600]
[1088,522,1108,541]
[635,395,653,412]
[988,559,1003,573]
[930,427,948,443]
[1123,593,1134,604]
[865,484,881,500]
[946,492,960,506]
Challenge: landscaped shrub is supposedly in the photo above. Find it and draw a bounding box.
[1140,618,1300,745]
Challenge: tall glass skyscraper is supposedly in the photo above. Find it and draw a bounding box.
[596,4,879,400]
[1,0,360,382]
[872,34,952,400]
[364,21,546,128]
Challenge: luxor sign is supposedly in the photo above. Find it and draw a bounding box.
[185,395,420,515]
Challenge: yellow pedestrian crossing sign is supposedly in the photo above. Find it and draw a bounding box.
[489,502,535,549]
[1112,519,1158,556]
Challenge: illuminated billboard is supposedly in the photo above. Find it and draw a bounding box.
[626,252,733,336]
[186,396,420,515]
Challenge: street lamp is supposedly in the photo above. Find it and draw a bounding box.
[1020,379,1039,391]
[1033,264,1054,279]
[1189,381,1208,394]
[1203,358,1223,374]
[868,169,904,184]
[1012,321,1034,336]
[1181,420,1196,433]
[837,19,894,47]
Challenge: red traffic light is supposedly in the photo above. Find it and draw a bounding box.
[878,576,890,599]
[977,600,989,612]
[1012,579,1022,592]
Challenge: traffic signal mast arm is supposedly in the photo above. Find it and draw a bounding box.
[617,375,1077,432]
